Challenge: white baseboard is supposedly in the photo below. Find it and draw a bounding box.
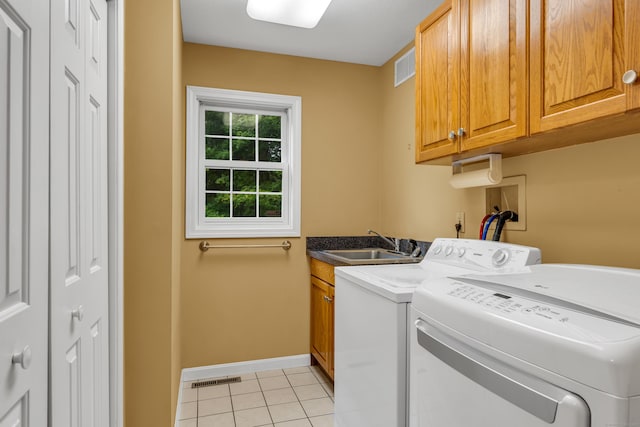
[181,353,311,382]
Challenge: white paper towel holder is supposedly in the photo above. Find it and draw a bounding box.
[450,154,502,189]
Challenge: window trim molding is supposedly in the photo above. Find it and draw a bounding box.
[185,85,302,238]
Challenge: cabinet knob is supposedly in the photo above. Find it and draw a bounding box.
[623,70,638,85]
[457,127,465,137]
[323,296,333,303]
[448,131,456,140]
[12,345,32,370]
[71,305,85,322]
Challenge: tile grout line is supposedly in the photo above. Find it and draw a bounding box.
[290,368,333,425]
[195,386,199,427]
[262,368,314,425]
[229,383,236,427]
[288,371,312,422]
[287,370,311,423]
[257,372,275,427]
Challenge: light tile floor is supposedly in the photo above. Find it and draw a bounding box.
[179,365,334,427]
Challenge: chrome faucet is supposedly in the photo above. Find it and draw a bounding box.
[367,229,400,252]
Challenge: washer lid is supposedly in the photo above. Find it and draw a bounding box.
[412,264,640,397]
[335,262,474,303]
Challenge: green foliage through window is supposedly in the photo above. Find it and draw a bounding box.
[259,195,282,217]
[259,171,282,192]
[203,109,284,219]
[205,111,228,135]
[206,137,229,160]
[206,193,230,217]
[232,139,255,161]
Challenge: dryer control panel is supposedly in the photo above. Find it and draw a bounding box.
[438,279,640,344]
[448,284,569,322]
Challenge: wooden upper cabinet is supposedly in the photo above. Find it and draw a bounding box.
[459,0,528,151]
[415,0,460,162]
[628,0,640,110]
[416,0,527,162]
[530,0,639,133]
[416,0,640,162]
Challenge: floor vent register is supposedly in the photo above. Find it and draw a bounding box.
[191,376,241,388]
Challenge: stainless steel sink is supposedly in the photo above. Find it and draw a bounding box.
[321,248,422,265]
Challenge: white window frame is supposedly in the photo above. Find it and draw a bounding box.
[185,86,301,238]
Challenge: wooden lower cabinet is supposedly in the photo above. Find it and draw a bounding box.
[310,259,335,380]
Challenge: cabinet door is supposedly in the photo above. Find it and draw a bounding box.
[530,0,634,133]
[310,276,334,378]
[327,285,334,379]
[459,0,527,151]
[628,1,640,110]
[415,0,460,162]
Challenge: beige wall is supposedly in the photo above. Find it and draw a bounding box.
[379,44,469,242]
[380,45,640,269]
[180,44,383,368]
[124,0,183,425]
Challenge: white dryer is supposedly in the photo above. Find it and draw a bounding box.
[409,264,640,427]
[334,238,541,427]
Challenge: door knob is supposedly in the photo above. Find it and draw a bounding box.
[448,131,456,140]
[623,70,638,85]
[457,127,465,137]
[71,305,84,322]
[12,345,32,370]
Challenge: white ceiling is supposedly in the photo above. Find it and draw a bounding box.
[180,0,441,66]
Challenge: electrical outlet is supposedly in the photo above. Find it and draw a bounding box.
[456,212,465,233]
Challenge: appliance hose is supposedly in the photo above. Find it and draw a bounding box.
[479,214,492,239]
[492,211,519,241]
[481,213,500,240]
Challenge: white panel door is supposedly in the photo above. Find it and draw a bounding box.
[50,0,109,423]
[0,0,49,425]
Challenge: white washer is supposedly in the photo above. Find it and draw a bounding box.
[409,264,640,427]
[333,238,541,427]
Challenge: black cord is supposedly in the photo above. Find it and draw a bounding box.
[455,222,462,238]
[492,211,518,241]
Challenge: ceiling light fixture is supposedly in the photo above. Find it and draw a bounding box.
[246,0,333,29]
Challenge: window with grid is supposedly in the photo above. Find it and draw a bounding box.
[186,86,301,238]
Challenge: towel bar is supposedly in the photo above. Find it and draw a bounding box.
[199,240,292,252]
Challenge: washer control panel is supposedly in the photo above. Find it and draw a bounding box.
[425,239,541,270]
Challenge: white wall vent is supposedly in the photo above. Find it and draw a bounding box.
[394,47,415,87]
